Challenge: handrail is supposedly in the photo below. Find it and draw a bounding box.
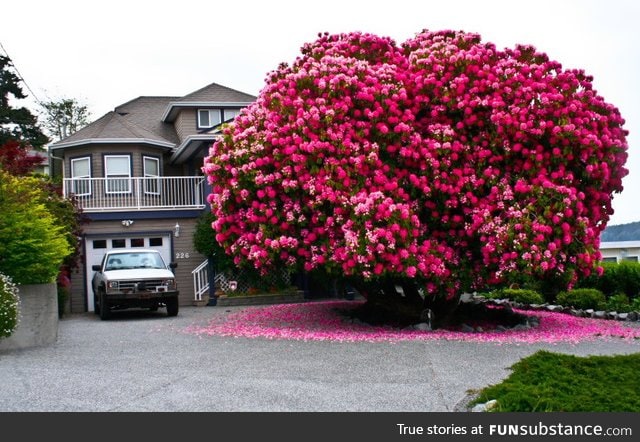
[192,259,209,301]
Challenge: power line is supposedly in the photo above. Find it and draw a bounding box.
[0,40,47,106]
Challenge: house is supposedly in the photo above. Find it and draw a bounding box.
[599,221,640,263]
[49,82,256,313]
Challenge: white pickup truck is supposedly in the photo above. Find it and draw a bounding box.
[91,249,179,320]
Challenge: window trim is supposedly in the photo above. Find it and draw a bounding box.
[143,155,161,195]
[104,154,132,194]
[197,109,222,129]
[223,108,240,122]
[70,156,92,196]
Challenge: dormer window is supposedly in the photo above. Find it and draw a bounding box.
[198,109,221,129]
[224,109,240,122]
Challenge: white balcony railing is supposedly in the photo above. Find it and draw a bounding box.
[63,176,207,212]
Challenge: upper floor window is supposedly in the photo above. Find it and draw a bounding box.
[198,109,221,129]
[224,109,240,122]
[71,157,91,196]
[105,155,131,194]
[143,156,160,195]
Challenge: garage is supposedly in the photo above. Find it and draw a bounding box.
[84,233,172,311]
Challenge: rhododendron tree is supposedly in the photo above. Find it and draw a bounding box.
[203,30,628,326]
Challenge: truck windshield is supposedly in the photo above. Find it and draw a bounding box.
[105,252,166,271]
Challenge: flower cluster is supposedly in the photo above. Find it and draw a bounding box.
[0,271,20,338]
[203,30,628,297]
[187,301,640,344]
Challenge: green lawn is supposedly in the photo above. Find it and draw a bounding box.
[470,350,640,411]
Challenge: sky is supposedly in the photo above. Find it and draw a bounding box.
[2,0,639,226]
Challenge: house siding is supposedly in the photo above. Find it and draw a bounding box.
[63,144,177,179]
[600,241,640,263]
[175,109,198,142]
[69,217,206,313]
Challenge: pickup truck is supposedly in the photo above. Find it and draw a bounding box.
[91,249,179,320]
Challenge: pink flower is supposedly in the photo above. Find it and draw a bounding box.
[186,301,640,344]
[203,29,628,294]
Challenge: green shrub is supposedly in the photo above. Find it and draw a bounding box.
[0,272,19,338]
[605,293,631,313]
[488,288,545,305]
[193,211,235,272]
[0,172,72,284]
[470,351,640,411]
[614,261,640,299]
[578,261,640,299]
[556,288,606,310]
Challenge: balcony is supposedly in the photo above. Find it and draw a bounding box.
[63,176,207,212]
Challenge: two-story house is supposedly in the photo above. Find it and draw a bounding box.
[50,82,256,313]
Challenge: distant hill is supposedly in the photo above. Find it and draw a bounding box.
[601,221,640,242]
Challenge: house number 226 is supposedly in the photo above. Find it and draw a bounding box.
[175,252,190,259]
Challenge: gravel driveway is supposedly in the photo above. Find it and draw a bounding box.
[1,305,639,412]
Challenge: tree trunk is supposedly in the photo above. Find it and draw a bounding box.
[349,277,460,328]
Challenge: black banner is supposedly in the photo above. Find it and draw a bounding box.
[1,412,636,441]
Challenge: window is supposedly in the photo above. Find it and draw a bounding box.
[224,109,240,122]
[622,256,639,262]
[149,237,163,247]
[112,239,126,248]
[92,240,107,249]
[602,257,618,263]
[198,109,221,128]
[131,238,145,248]
[105,155,131,193]
[71,157,91,196]
[143,156,160,195]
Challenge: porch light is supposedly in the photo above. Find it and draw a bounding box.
[122,220,134,227]
[174,223,180,238]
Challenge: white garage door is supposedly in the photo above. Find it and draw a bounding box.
[85,234,172,311]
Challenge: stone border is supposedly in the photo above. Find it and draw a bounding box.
[476,295,640,322]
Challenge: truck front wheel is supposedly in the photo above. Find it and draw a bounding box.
[99,291,111,320]
[166,298,179,317]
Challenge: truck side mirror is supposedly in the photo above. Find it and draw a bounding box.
[169,262,178,269]
[92,265,102,272]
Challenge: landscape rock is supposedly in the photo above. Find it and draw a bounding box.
[485,400,498,411]
[460,323,475,333]
[413,322,432,331]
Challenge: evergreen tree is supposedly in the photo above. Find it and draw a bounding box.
[0,55,49,150]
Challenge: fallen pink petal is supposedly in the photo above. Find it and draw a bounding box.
[186,301,640,344]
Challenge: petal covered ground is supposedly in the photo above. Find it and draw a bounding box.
[186,300,640,344]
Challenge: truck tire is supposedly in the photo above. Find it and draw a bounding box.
[99,291,111,320]
[166,298,179,317]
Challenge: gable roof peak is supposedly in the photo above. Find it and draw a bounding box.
[179,82,257,103]
[162,82,256,122]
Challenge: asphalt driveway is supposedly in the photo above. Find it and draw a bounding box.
[1,305,639,412]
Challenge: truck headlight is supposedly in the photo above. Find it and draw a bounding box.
[164,279,176,289]
[107,281,119,290]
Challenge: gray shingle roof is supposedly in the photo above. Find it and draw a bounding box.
[115,96,180,144]
[601,221,640,242]
[178,82,257,103]
[51,111,175,148]
[50,82,256,151]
